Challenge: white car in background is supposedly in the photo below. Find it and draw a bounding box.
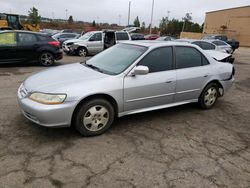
[175,39,234,63]
[62,30,131,56]
[206,39,234,54]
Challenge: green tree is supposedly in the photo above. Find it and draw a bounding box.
[92,20,96,27]
[27,7,41,25]
[68,15,74,24]
[159,17,168,35]
[141,21,146,32]
[133,16,140,27]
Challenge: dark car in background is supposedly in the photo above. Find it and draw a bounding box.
[130,33,145,40]
[0,30,62,66]
[52,32,80,47]
[144,34,159,40]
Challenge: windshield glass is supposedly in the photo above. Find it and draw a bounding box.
[85,44,147,75]
[79,32,93,40]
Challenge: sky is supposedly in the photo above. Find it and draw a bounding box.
[0,0,249,26]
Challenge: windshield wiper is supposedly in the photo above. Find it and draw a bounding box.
[84,63,104,73]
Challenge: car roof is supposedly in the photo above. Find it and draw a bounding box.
[120,40,199,48]
[0,30,46,36]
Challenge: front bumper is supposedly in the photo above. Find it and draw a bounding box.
[17,85,77,127]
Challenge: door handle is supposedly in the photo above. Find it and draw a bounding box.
[204,75,209,77]
[166,80,173,83]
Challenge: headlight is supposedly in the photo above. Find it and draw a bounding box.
[29,92,67,105]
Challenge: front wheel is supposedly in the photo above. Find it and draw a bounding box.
[73,98,115,136]
[39,52,55,66]
[198,83,219,109]
[77,47,88,57]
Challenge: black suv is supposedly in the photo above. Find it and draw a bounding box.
[0,31,63,66]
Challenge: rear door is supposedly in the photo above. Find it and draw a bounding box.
[16,32,40,62]
[0,32,19,63]
[174,46,211,102]
[124,47,176,112]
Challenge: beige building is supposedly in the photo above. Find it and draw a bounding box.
[203,6,250,47]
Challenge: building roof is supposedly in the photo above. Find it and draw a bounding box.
[206,5,250,14]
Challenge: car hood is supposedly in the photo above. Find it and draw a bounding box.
[205,50,231,61]
[24,63,108,93]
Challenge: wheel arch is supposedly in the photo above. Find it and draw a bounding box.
[71,93,119,126]
[203,79,224,96]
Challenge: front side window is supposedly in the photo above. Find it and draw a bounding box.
[90,33,102,41]
[138,47,173,73]
[0,32,16,46]
[175,47,202,69]
[116,33,129,40]
[18,33,37,43]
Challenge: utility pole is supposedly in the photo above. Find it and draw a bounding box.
[182,12,192,32]
[65,9,68,21]
[127,1,131,26]
[119,14,121,26]
[149,0,155,34]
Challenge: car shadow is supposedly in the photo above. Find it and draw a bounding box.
[19,103,201,139]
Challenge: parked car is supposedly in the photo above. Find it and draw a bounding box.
[0,30,62,66]
[62,30,131,56]
[202,35,239,52]
[52,32,80,47]
[130,33,145,40]
[175,39,234,63]
[144,34,159,40]
[206,39,234,54]
[17,41,234,136]
[156,36,175,41]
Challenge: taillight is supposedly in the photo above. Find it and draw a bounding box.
[48,41,60,47]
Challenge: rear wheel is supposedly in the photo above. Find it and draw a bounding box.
[198,83,219,109]
[73,98,114,136]
[77,47,88,57]
[39,52,55,66]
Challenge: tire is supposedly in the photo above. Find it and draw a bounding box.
[39,52,55,66]
[77,47,87,57]
[73,98,115,136]
[198,83,219,109]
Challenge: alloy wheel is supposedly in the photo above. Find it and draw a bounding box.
[83,105,109,132]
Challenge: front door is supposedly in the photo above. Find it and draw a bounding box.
[124,47,176,112]
[0,32,19,63]
[87,32,103,54]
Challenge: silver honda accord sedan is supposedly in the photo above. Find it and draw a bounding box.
[17,41,234,136]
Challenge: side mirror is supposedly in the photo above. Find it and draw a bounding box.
[132,65,149,76]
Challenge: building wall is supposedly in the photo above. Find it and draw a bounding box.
[203,6,250,47]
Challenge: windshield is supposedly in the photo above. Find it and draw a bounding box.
[85,44,147,75]
[79,32,93,40]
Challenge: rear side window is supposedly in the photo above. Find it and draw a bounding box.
[200,41,216,50]
[38,35,49,41]
[116,33,129,40]
[192,41,202,48]
[18,33,37,43]
[212,41,226,46]
[138,47,173,73]
[175,47,202,69]
[0,32,17,46]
